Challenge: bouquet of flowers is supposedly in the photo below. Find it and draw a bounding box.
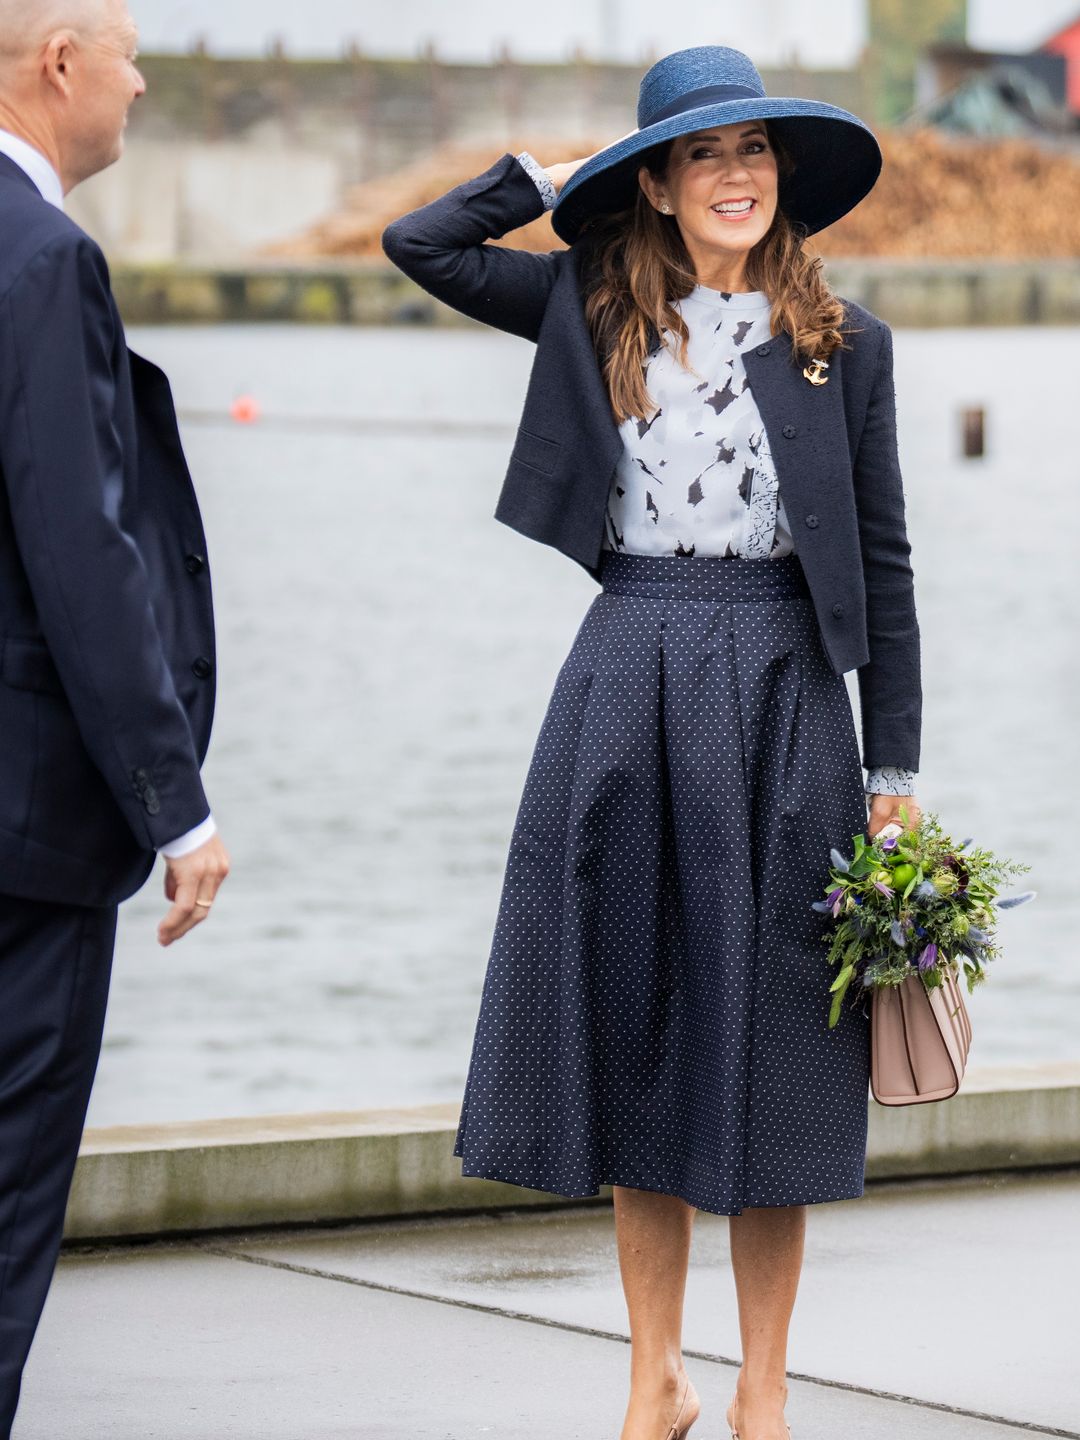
[815,809,1034,1030]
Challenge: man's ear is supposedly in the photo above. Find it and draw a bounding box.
[42,32,77,98]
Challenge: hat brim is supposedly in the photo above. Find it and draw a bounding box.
[550,97,882,245]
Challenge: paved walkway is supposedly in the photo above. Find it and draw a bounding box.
[18,1168,1080,1439]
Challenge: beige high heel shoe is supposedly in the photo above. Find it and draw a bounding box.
[665,1373,700,1439]
[725,1392,791,1440]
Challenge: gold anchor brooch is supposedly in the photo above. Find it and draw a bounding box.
[803,356,829,386]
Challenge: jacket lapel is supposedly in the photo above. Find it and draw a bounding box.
[741,331,852,535]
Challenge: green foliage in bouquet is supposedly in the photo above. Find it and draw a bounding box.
[815,808,1034,1029]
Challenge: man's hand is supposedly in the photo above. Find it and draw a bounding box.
[867,793,921,840]
[158,834,231,947]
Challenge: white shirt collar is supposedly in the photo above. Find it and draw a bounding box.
[0,129,64,210]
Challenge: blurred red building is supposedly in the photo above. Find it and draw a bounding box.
[1041,13,1080,115]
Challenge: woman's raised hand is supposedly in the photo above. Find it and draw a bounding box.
[543,128,640,195]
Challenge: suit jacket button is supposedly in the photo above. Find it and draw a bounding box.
[831,602,845,617]
[192,656,213,679]
[756,344,771,356]
[184,553,206,575]
[805,514,819,528]
[782,423,797,438]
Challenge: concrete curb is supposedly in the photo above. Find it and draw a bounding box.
[65,1063,1080,1241]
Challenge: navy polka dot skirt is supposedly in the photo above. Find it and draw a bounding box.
[453,550,872,1216]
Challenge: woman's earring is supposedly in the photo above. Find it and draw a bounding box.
[660,202,670,213]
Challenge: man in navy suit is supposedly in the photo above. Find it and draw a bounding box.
[0,1,230,1428]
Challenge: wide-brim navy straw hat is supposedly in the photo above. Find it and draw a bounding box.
[551,44,882,245]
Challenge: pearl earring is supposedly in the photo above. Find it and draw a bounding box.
[660,203,670,213]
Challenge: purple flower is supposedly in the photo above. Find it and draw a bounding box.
[882,836,899,852]
[942,854,970,892]
[873,881,892,898]
[917,942,939,972]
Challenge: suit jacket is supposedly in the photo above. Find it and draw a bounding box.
[0,155,215,908]
[381,150,922,772]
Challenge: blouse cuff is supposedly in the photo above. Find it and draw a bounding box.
[865,766,917,797]
[514,151,557,211]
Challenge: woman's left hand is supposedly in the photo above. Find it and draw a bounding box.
[867,793,920,839]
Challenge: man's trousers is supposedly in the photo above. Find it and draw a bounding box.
[0,893,117,1436]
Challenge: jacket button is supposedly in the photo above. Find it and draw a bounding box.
[131,768,160,813]
[782,423,797,438]
[192,656,213,679]
[805,514,819,529]
[756,344,771,356]
[831,602,845,617]
[184,553,205,575]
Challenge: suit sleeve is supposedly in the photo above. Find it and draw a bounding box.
[852,322,923,773]
[0,231,211,849]
[381,150,565,343]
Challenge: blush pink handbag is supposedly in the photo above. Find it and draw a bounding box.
[870,966,972,1105]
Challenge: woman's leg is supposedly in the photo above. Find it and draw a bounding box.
[613,1185,701,1439]
[726,1204,806,1437]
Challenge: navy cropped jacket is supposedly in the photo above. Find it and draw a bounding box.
[381,150,922,773]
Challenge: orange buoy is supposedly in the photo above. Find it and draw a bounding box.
[230,394,261,424]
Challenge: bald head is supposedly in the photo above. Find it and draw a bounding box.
[0,0,114,62]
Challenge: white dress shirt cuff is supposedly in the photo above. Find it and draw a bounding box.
[158,812,217,859]
[514,151,558,211]
[865,766,917,797]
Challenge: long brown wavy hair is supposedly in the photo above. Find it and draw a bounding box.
[577,122,862,425]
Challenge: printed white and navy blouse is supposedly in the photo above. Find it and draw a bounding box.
[513,152,915,800]
[603,284,792,562]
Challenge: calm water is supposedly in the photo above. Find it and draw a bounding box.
[84,323,1080,1126]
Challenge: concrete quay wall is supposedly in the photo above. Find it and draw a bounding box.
[112,257,1080,328]
[65,1062,1080,1242]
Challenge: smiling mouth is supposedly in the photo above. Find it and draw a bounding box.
[710,199,757,220]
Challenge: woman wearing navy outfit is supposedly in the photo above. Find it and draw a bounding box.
[382,45,921,1440]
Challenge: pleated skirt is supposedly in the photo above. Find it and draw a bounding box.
[453,550,872,1216]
